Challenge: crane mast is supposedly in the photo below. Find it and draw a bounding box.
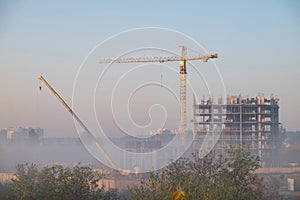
[38,76,117,168]
[99,46,217,143]
[179,46,187,141]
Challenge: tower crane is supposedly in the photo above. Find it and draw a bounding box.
[99,46,217,141]
[38,76,117,169]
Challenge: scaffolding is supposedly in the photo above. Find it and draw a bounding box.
[193,95,281,166]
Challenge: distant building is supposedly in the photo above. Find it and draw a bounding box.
[0,127,43,141]
[149,128,172,136]
[287,176,300,192]
[97,177,140,191]
[0,129,6,140]
[6,127,15,140]
[193,95,282,166]
[0,173,15,183]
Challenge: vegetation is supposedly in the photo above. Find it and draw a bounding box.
[1,147,280,199]
[129,146,280,200]
[3,163,119,200]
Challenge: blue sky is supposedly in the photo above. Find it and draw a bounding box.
[0,0,299,137]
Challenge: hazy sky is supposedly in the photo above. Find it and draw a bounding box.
[0,1,299,137]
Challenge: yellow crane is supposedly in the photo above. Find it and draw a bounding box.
[38,76,117,169]
[99,46,217,141]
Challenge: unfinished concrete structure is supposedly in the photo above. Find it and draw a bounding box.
[193,95,281,166]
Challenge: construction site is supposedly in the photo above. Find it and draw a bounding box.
[36,46,284,169]
[193,95,282,167]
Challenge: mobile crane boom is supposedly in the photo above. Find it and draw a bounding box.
[38,76,117,169]
[38,76,90,134]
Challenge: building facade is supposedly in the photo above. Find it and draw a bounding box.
[193,95,281,166]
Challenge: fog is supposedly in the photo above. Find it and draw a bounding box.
[0,138,103,173]
[1,131,300,174]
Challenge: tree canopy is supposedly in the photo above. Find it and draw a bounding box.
[129,146,280,200]
[4,163,119,200]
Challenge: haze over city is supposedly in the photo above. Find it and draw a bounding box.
[1,1,300,199]
[0,1,299,138]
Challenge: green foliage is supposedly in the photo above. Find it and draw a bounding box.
[4,163,119,200]
[129,146,279,200]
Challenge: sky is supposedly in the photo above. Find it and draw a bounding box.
[0,0,299,137]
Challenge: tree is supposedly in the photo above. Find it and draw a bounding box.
[4,163,119,200]
[129,146,280,200]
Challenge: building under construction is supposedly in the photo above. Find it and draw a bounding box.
[193,95,281,166]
